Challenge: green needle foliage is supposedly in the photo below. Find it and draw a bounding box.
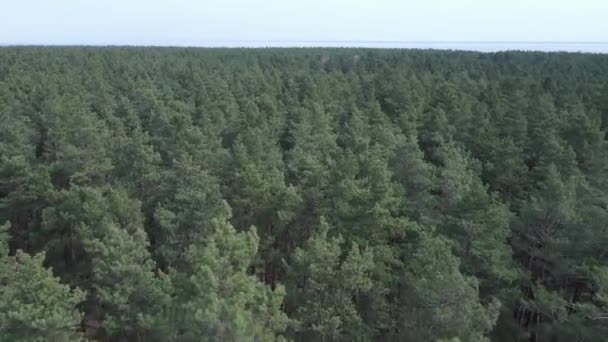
[0,222,85,342]
[1,47,608,341]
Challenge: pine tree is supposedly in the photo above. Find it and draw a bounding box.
[41,187,172,340]
[152,155,223,269]
[286,219,374,341]
[397,233,500,342]
[0,222,85,342]
[173,202,288,341]
[432,143,517,291]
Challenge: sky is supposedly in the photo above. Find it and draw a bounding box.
[1,0,607,46]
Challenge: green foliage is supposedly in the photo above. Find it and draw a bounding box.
[287,219,374,340]
[1,47,608,341]
[175,203,288,341]
[40,187,172,340]
[0,222,85,341]
[398,233,500,342]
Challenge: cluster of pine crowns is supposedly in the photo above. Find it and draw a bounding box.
[1,47,608,341]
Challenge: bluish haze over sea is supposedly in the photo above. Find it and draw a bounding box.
[129,41,608,53]
[4,42,606,53]
[3,1,607,52]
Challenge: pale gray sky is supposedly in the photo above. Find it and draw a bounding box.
[1,0,607,45]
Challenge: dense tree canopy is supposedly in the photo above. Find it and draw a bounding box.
[1,47,608,341]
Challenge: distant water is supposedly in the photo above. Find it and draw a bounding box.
[151,41,608,53]
[3,41,608,53]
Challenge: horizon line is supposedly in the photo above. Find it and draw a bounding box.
[2,40,608,46]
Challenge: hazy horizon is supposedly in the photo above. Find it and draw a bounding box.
[2,0,607,50]
[2,41,608,53]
